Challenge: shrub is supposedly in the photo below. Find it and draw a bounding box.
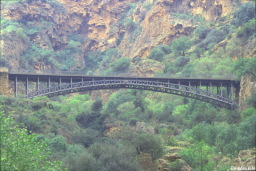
[232,57,256,80]
[124,18,137,32]
[89,141,139,171]
[215,124,238,156]
[148,47,165,61]
[129,118,138,126]
[198,29,227,49]
[63,146,98,171]
[0,112,63,170]
[175,56,190,67]
[159,45,171,54]
[91,98,103,112]
[111,57,130,72]
[104,90,136,115]
[180,141,215,170]
[171,37,192,56]
[237,114,256,151]
[47,135,68,152]
[168,160,186,171]
[194,26,210,39]
[236,19,255,39]
[232,2,255,27]
[68,33,84,43]
[246,93,256,108]
[72,129,100,147]
[131,133,163,160]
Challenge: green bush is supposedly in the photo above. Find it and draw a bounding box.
[131,133,163,160]
[111,57,130,72]
[159,45,171,54]
[180,141,215,170]
[236,19,255,39]
[104,90,136,115]
[47,135,68,152]
[0,112,63,170]
[124,18,137,32]
[237,114,256,151]
[232,2,255,27]
[72,129,100,147]
[85,48,121,72]
[246,93,256,108]
[68,33,84,43]
[198,29,227,49]
[232,57,256,80]
[168,160,186,170]
[194,26,210,39]
[215,124,238,156]
[148,47,166,61]
[63,145,98,171]
[89,141,139,171]
[91,98,103,112]
[172,37,192,56]
[175,56,190,67]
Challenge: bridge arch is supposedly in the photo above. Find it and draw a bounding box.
[27,79,237,109]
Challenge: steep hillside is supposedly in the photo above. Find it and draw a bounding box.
[2,0,252,76]
[1,0,256,170]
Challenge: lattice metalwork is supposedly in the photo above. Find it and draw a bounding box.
[27,79,237,109]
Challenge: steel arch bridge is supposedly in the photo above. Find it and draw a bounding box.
[26,79,237,109]
[0,68,240,110]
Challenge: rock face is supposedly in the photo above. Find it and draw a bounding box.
[239,75,256,110]
[1,0,239,72]
[0,68,9,96]
[233,149,256,170]
[136,121,155,134]
[157,155,192,171]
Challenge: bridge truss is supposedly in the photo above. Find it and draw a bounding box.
[25,79,237,109]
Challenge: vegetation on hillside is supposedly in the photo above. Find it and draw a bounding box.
[0,89,255,170]
[0,0,255,170]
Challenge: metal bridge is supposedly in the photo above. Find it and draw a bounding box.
[5,69,240,109]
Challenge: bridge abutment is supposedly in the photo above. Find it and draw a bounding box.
[0,67,9,96]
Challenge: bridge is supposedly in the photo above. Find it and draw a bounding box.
[0,68,240,109]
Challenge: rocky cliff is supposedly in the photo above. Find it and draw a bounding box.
[1,0,240,72]
[239,75,256,110]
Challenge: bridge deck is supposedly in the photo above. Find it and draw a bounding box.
[9,72,239,88]
[4,71,240,109]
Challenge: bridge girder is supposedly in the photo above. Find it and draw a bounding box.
[26,79,237,109]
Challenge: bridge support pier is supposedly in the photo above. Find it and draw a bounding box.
[0,67,9,96]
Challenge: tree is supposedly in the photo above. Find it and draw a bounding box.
[232,57,256,80]
[237,114,256,151]
[131,133,163,160]
[232,2,255,27]
[236,19,255,39]
[47,135,68,152]
[175,56,190,67]
[104,90,136,115]
[215,124,238,156]
[180,141,215,170]
[172,37,192,56]
[124,18,137,32]
[148,47,166,61]
[92,98,103,112]
[111,57,130,72]
[198,29,227,49]
[194,26,210,39]
[88,141,140,171]
[0,112,63,171]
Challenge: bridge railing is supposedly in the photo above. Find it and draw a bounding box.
[9,69,236,80]
[27,79,237,107]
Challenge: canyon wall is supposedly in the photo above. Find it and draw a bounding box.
[1,0,239,71]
